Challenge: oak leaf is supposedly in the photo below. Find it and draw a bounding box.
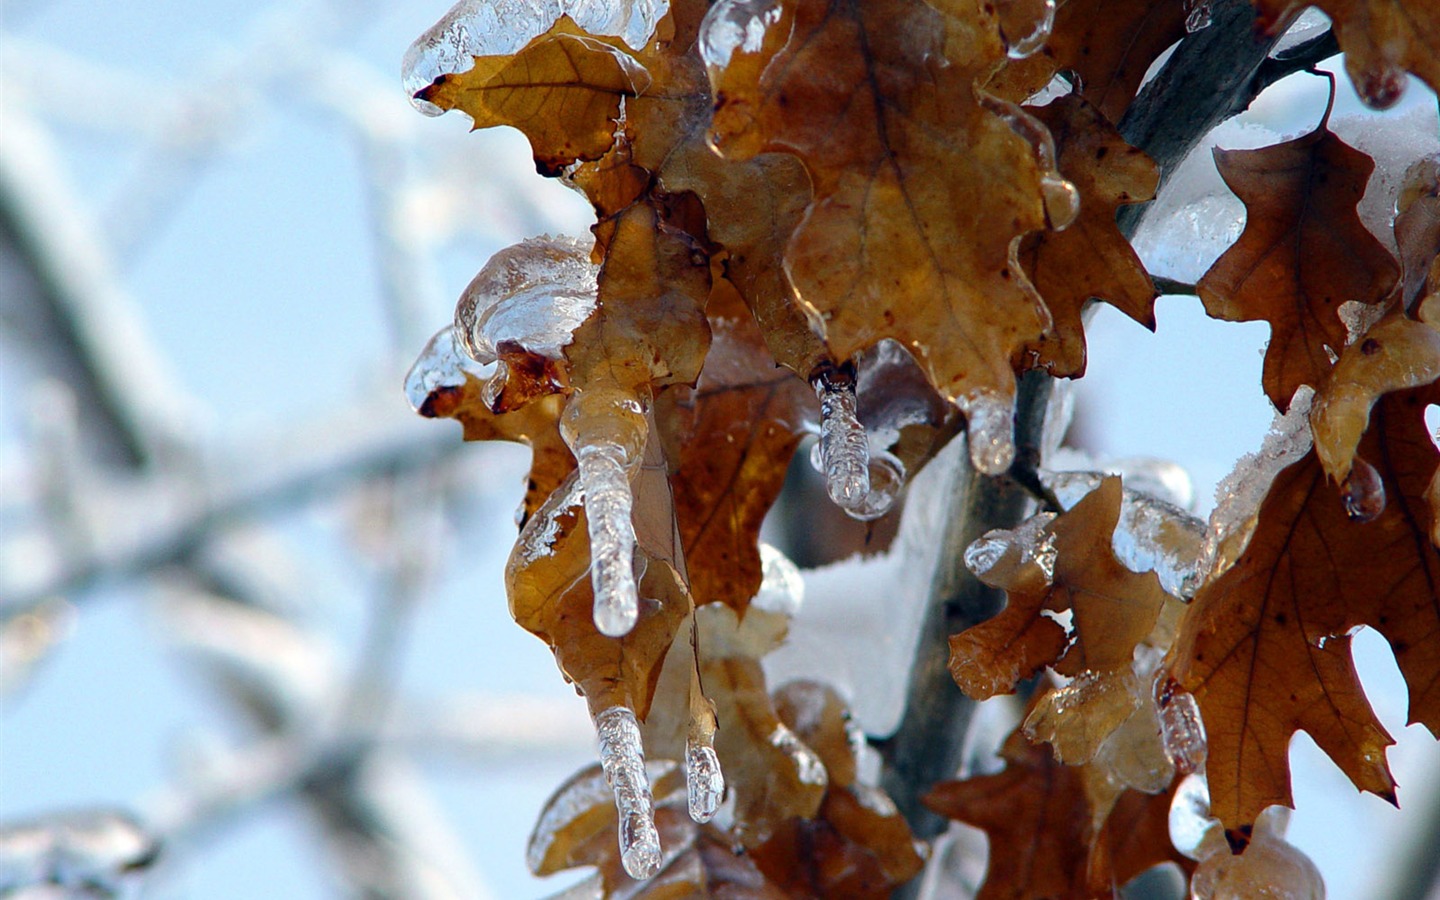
[709,0,1052,408]
[1253,0,1440,109]
[924,726,1189,899]
[988,0,1190,123]
[1197,119,1400,410]
[1171,382,1440,834]
[1019,94,1159,377]
[949,477,1169,699]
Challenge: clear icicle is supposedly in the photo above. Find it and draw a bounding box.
[1156,677,1207,775]
[958,392,1017,475]
[813,369,871,511]
[849,452,905,520]
[1183,0,1212,32]
[1341,458,1386,522]
[561,388,650,638]
[594,706,663,880]
[685,734,724,823]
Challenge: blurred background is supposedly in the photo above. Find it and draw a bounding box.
[1,0,1437,897]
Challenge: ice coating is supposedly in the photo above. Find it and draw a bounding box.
[1045,470,1206,598]
[526,760,677,874]
[403,325,494,412]
[560,388,649,637]
[684,736,724,823]
[958,392,1017,475]
[1168,774,1221,861]
[1001,0,1056,59]
[964,512,1058,583]
[1156,677,1207,774]
[453,235,598,366]
[1203,386,1315,580]
[1340,458,1385,522]
[402,0,670,114]
[698,0,783,69]
[849,452,905,521]
[813,369,872,511]
[981,95,1079,230]
[1191,820,1325,898]
[594,706,663,880]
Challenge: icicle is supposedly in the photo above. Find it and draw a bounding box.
[685,734,724,823]
[594,706,663,880]
[982,95,1079,229]
[848,452,905,520]
[957,392,1017,475]
[1340,458,1386,522]
[1182,0,1211,32]
[454,235,598,366]
[561,388,650,637]
[999,0,1056,59]
[813,368,871,511]
[1156,677,1207,775]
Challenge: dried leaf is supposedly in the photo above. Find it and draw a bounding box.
[925,726,1188,899]
[949,478,1169,699]
[656,311,816,613]
[1172,381,1440,834]
[1254,0,1440,109]
[988,0,1189,123]
[709,0,1052,407]
[1019,94,1159,377]
[1198,120,1400,410]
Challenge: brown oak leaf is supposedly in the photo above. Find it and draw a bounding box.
[1197,118,1400,411]
[949,477,1169,699]
[709,0,1052,408]
[988,0,1190,123]
[1019,94,1159,377]
[1171,382,1440,835]
[1253,0,1440,109]
[924,726,1190,899]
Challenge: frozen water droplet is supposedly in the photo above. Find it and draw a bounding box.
[685,738,725,822]
[1183,0,1211,32]
[1356,64,1407,110]
[847,452,905,520]
[455,235,598,366]
[814,369,871,510]
[1191,827,1325,899]
[753,543,804,616]
[958,392,1016,475]
[561,389,650,638]
[403,0,669,114]
[1341,458,1386,522]
[1001,0,1055,58]
[404,326,493,412]
[594,706,663,880]
[698,0,783,69]
[1156,677,1207,774]
[1041,172,1080,230]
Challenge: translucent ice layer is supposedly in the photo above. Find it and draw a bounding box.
[813,370,871,511]
[454,235,598,366]
[958,391,1017,476]
[403,325,494,412]
[698,0,783,69]
[403,0,669,114]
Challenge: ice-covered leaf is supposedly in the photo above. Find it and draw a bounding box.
[1018,94,1159,377]
[655,310,816,613]
[1394,157,1440,311]
[707,0,1055,411]
[1198,119,1400,411]
[948,477,1169,698]
[1252,0,1440,109]
[749,681,926,898]
[1310,308,1440,490]
[989,0,1190,123]
[924,725,1190,899]
[1170,381,1440,836]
